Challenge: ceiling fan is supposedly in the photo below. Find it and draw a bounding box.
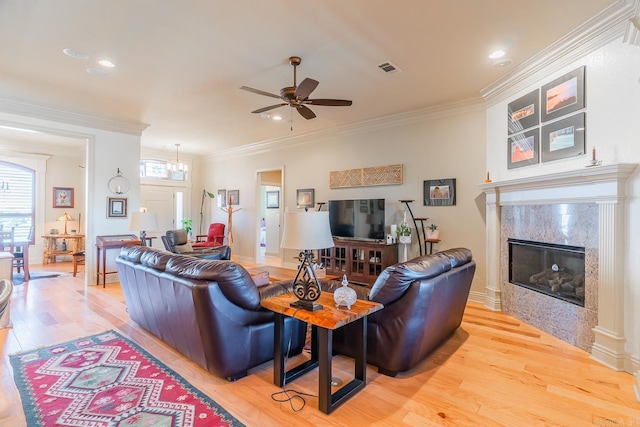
[240,56,352,120]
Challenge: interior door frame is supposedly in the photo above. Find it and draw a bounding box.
[255,166,284,264]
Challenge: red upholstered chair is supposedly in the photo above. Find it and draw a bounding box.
[193,223,225,248]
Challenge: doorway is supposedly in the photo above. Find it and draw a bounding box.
[256,168,283,266]
[140,184,190,246]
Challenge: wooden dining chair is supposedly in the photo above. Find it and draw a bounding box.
[0,228,16,282]
[11,226,33,277]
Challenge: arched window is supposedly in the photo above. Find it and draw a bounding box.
[0,161,35,243]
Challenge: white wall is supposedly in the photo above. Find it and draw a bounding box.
[195,104,488,294]
[0,108,144,285]
[485,37,640,371]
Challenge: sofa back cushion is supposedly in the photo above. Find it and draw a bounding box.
[166,257,260,310]
[140,249,175,271]
[369,253,452,305]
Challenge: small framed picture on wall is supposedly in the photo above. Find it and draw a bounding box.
[296,188,315,209]
[53,187,74,208]
[266,191,279,209]
[107,197,128,218]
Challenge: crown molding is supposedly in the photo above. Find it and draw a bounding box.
[0,99,148,136]
[208,97,485,162]
[623,0,640,45]
[481,0,638,106]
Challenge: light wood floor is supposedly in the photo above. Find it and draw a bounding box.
[1,262,640,426]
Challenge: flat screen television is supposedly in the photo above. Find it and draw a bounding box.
[328,199,385,241]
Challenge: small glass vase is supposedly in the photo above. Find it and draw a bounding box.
[334,275,357,309]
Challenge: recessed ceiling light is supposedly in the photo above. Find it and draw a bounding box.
[272,115,282,121]
[489,50,506,59]
[63,48,89,59]
[86,67,108,76]
[493,59,513,67]
[98,59,115,68]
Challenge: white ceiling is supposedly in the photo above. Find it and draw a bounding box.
[0,0,617,156]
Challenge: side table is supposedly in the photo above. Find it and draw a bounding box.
[260,291,383,414]
[95,234,141,287]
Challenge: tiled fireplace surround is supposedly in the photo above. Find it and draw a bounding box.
[480,163,637,370]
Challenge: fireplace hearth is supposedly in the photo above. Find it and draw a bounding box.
[508,238,585,307]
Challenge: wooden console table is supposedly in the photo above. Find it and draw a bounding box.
[96,234,141,287]
[41,234,85,264]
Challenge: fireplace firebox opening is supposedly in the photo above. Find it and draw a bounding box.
[508,238,585,307]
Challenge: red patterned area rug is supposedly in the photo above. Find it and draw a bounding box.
[10,330,244,427]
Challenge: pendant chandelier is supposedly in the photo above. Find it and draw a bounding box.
[167,144,188,175]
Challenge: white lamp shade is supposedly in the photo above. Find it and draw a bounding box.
[129,212,158,231]
[281,211,334,250]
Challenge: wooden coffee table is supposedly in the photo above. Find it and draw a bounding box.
[260,292,383,414]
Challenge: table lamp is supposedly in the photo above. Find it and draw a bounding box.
[56,212,74,235]
[129,211,158,246]
[281,211,334,311]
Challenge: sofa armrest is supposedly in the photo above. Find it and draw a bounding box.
[258,280,295,300]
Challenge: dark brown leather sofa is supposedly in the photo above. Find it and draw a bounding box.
[325,247,476,377]
[115,246,306,381]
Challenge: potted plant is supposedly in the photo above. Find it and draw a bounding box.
[181,219,193,239]
[426,223,439,241]
[397,223,412,244]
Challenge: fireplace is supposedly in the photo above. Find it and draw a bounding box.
[480,163,637,369]
[508,239,585,307]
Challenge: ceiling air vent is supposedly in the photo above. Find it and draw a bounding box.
[377,61,401,74]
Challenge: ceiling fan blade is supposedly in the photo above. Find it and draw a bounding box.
[306,99,353,106]
[296,105,317,120]
[251,104,286,114]
[240,86,281,99]
[294,78,319,100]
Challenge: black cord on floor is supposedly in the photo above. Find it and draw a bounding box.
[271,308,318,412]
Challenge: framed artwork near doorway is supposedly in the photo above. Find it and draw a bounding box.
[228,190,239,206]
[296,188,314,209]
[266,191,279,209]
[107,197,128,218]
[217,189,226,208]
[53,187,74,208]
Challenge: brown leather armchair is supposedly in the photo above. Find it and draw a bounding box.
[162,229,231,260]
[325,248,476,377]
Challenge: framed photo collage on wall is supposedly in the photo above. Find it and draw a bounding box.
[507,66,586,169]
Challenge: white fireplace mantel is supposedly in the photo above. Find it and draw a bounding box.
[479,163,638,371]
[478,163,638,204]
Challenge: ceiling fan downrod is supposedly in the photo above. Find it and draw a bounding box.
[290,56,301,88]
